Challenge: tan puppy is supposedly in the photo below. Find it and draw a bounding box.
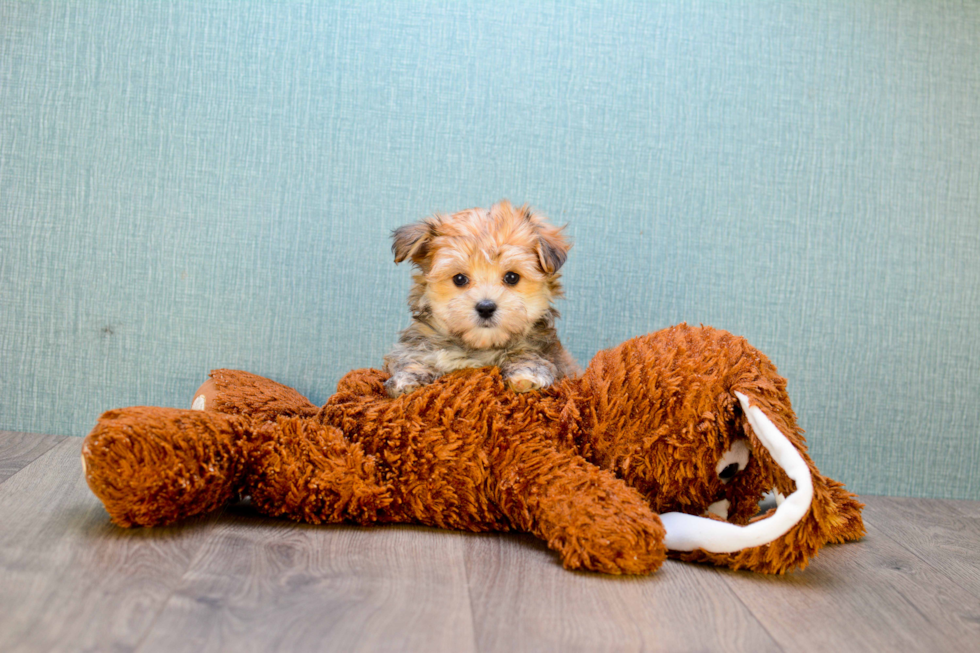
[384,200,580,397]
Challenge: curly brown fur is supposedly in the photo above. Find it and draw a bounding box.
[384,200,580,396]
[82,407,250,527]
[84,324,864,575]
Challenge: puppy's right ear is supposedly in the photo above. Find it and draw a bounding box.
[534,222,571,275]
[391,218,438,265]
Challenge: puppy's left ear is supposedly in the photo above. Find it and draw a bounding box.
[391,216,440,266]
[524,208,571,274]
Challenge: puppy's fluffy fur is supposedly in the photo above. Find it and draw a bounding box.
[384,200,580,397]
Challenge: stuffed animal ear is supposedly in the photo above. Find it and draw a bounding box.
[662,392,865,573]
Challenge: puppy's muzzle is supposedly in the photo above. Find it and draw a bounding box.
[475,300,497,320]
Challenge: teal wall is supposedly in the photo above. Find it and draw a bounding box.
[2,1,978,500]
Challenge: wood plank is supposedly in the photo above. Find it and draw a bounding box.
[718,513,980,653]
[0,438,216,653]
[861,495,980,599]
[464,531,781,653]
[3,436,979,652]
[136,510,478,653]
[0,430,65,484]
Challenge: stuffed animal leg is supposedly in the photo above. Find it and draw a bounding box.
[84,369,392,528]
[245,416,394,525]
[82,407,249,527]
[83,407,396,529]
[490,432,668,574]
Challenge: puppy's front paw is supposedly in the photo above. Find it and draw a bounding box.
[504,367,555,393]
[384,370,436,398]
[384,377,418,398]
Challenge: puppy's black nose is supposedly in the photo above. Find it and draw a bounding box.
[475,300,497,319]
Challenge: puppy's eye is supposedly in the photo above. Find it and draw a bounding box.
[503,271,520,286]
[452,274,469,287]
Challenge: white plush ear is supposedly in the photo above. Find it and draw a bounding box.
[660,392,814,553]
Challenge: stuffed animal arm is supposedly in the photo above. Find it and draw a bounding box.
[82,324,864,575]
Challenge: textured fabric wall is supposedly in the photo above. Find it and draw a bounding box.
[2,1,978,499]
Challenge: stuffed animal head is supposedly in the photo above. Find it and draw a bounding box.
[570,324,864,573]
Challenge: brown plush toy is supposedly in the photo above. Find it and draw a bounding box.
[82,324,864,575]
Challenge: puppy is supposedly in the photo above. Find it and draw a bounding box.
[383,200,580,397]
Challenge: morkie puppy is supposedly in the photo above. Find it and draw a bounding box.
[383,200,580,397]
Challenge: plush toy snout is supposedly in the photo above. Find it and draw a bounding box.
[655,392,865,573]
[577,325,865,573]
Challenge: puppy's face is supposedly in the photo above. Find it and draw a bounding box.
[392,201,570,349]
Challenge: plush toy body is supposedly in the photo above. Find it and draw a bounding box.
[83,324,864,575]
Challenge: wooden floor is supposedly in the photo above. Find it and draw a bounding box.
[1,431,979,653]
